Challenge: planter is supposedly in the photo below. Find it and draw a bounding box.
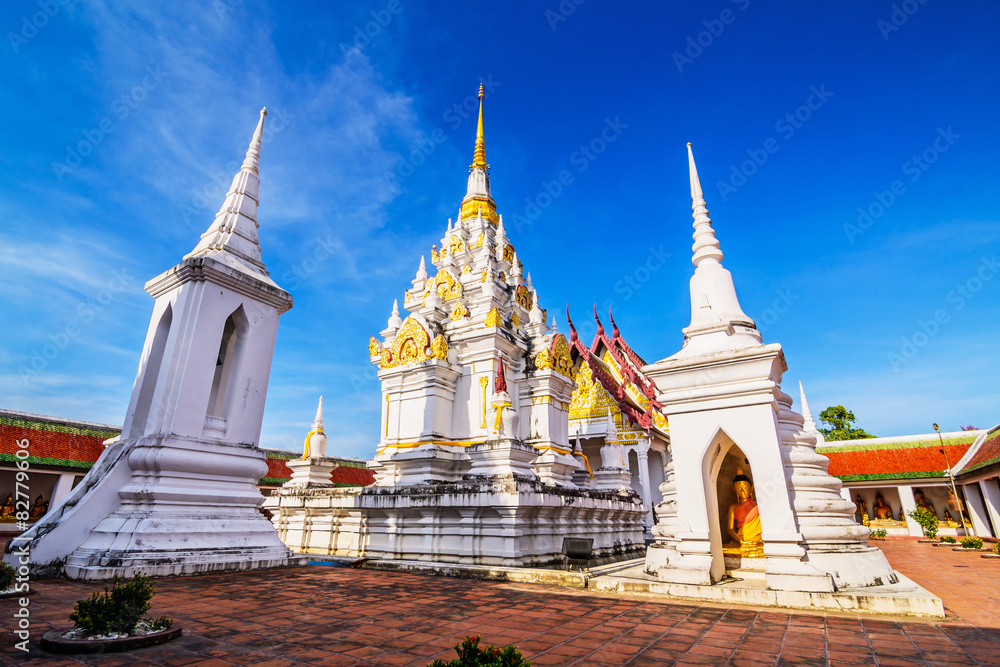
[952,547,989,553]
[41,626,181,654]
[932,542,958,547]
[917,539,938,543]
[0,588,35,600]
[981,554,1000,559]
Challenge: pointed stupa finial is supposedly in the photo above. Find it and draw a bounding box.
[511,252,522,278]
[471,82,488,173]
[387,299,403,330]
[447,218,453,234]
[799,381,818,432]
[416,255,428,281]
[496,213,506,241]
[688,143,723,268]
[242,107,267,176]
[550,315,558,335]
[313,395,325,429]
[495,356,507,394]
[526,272,533,292]
[529,289,544,325]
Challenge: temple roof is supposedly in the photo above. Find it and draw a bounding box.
[817,431,980,482]
[567,308,668,437]
[952,424,1000,477]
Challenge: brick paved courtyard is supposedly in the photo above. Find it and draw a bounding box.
[2,538,999,666]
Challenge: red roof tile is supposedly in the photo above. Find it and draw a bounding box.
[959,428,1000,475]
[819,436,975,482]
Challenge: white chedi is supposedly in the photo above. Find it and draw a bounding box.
[303,396,328,459]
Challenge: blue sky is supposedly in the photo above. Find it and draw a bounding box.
[2,0,998,458]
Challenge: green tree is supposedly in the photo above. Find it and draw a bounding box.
[818,405,875,441]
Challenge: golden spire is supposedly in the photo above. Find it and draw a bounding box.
[470,82,488,172]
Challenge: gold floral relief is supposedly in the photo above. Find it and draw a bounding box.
[515,285,532,309]
[485,307,501,328]
[511,311,521,328]
[461,264,471,274]
[368,335,381,360]
[435,270,462,301]
[380,317,431,369]
[473,232,485,249]
[450,302,469,321]
[502,244,515,263]
[551,334,573,376]
[535,347,554,371]
[480,269,488,283]
[430,334,448,360]
[448,234,465,255]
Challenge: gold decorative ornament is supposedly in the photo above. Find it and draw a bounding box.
[479,376,489,428]
[550,334,573,376]
[511,311,521,328]
[423,270,462,304]
[368,335,381,360]
[461,264,471,275]
[515,285,532,309]
[448,234,465,255]
[485,307,501,328]
[568,360,619,420]
[535,347,554,371]
[459,197,499,225]
[431,245,440,262]
[430,334,448,360]
[379,317,431,369]
[450,302,469,321]
[473,232,485,248]
[502,244,515,263]
[480,269,488,283]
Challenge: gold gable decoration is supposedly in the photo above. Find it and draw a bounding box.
[450,302,469,321]
[551,335,573,376]
[569,360,619,420]
[501,244,515,263]
[459,197,499,225]
[423,270,462,304]
[511,311,521,328]
[430,334,448,360]
[514,285,532,309]
[473,232,485,249]
[535,347,554,371]
[447,234,465,255]
[485,307,501,328]
[368,335,381,362]
[379,317,432,369]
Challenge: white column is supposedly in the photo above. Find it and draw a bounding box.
[51,473,77,506]
[637,438,653,530]
[979,478,1000,538]
[897,485,924,537]
[963,484,991,538]
[839,486,852,504]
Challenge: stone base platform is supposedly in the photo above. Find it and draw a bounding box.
[589,560,945,618]
[266,475,647,567]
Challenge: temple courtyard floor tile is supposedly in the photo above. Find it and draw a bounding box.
[2,538,999,666]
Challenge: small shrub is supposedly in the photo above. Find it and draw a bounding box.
[961,536,984,550]
[147,615,173,632]
[908,507,939,539]
[992,542,1000,555]
[69,574,172,637]
[869,528,887,539]
[0,562,15,590]
[940,536,957,544]
[428,635,531,667]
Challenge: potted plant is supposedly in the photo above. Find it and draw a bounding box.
[907,506,939,540]
[958,536,984,551]
[429,636,531,667]
[41,574,180,654]
[869,528,887,540]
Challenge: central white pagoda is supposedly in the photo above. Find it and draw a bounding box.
[266,86,646,566]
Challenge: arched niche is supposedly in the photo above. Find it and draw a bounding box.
[206,305,250,421]
[128,303,172,439]
[703,430,764,578]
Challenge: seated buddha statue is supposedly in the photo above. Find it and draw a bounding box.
[28,495,48,521]
[913,489,937,518]
[0,494,14,521]
[872,493,894,521]
[726,468,763,558]
[943,509,960,527]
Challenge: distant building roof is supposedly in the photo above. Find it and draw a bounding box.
[952,425,1000,477]
[1,410,373,487]
[818,430,981,482]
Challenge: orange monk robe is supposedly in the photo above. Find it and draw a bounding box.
[734,499,762,543]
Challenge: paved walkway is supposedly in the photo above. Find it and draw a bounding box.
[2,538,999,666]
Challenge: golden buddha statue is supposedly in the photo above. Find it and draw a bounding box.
[854,494,870,527]
[943,509,960,528]
[0,494,14,521]
[28,495,48,521]
[726,468,763,558]
[898,507,906,524]
[872,493,893,521]
[913,489,937,518]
